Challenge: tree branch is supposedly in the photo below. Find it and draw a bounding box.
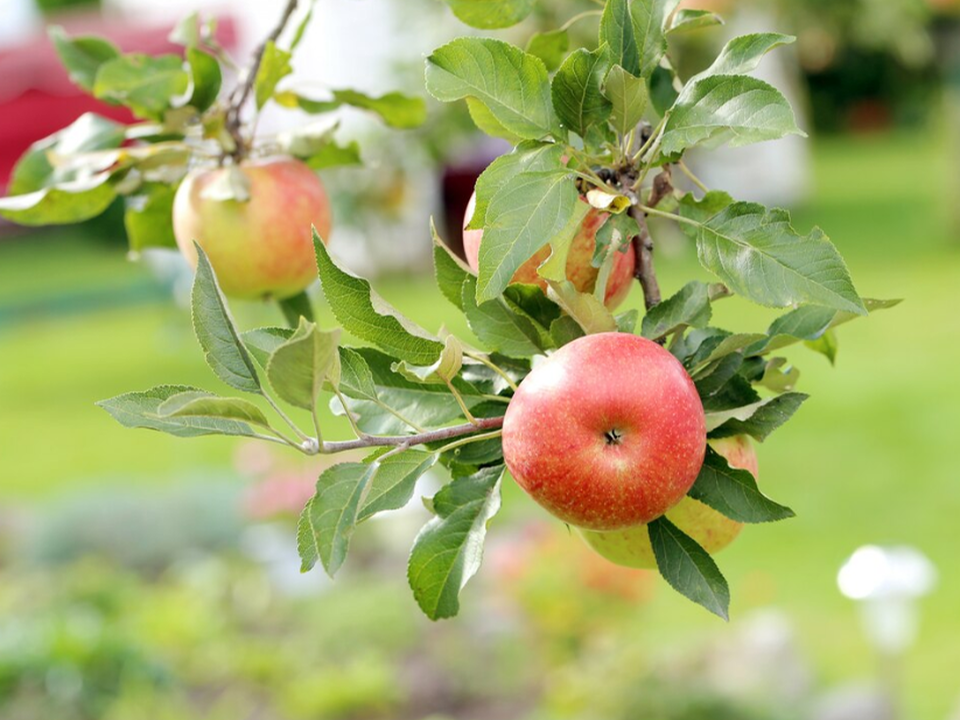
[629,206,661,311]
[224,0,301,161]
[625,167,673,313]
[320,416,504,455]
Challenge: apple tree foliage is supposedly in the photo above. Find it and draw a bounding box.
[5,0,898,620]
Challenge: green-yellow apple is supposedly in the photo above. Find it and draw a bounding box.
[462,193,636,309]
[502,332,706,530]
[580,435,758,568]
[173,156,332,300]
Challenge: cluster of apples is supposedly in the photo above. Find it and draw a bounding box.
[464,203,757,570]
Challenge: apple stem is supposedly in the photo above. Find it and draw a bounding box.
[224,0,302,162]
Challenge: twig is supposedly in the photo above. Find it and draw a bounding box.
[434,429,503,456]
[561,9,603,31]
[224,0,301,161]
[320,416,504,454]
[464,352,519,392]
[677,160,709,194]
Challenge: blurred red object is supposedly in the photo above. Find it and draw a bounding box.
[0,11,237,191]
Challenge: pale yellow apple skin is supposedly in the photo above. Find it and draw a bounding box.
[580,435,758,568]
[173,156,332,301]
[462,193,636,309]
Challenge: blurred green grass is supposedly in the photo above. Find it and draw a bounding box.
[1,129,958,718]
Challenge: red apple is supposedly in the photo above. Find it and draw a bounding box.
[580,435,758,568]
[462,193,636,308]
[502,332,706,530]
[173,156,332,300]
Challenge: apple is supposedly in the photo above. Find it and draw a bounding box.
[173,156,332,300]
[501,332,706,530]
[579,435,758,569]
[462,193,636,308]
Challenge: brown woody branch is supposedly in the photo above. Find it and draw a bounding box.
[224,0,301,161]
[320,416,504,455]
[623,167,673,313]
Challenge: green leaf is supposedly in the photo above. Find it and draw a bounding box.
[254,41,292,110]
[461,276,544,358]
[687,201,866,314]
[289,4,314,51]
[276,122,363,170]
[693,352,744,398]
[408,466,503,620]
[49,26,120,93]
[267,318,341,411]
[747,299,900,356]
[425,38,557,140]
[444,0,534,28]
[641,281,712,340]
[358,450,438,521]
[93,54,190,120]
[649,64,680,117]
[97,385,261,438]
[616,309,640,333]
[592,211,635,268]
[465,97,525,144]
[526,29,569,72]
[469,142,565,231]
[333,348,485,435]
[0,176,116,226]
[9,113,125,195]
[477,171,577,303]
[692,332,767,368]
[669,9,723,34]
[604,64,648,138]
[546,280,618,335]
[336,347,379,401]
[757,357,800,393]
[649,516,730,620]
[168,12,202,48]
[241,327,294,368]
[298,463,376,576]
[551,45,614,138]
[432,221,472,311]
[393,335,464,385]
[327,89,427,129]
[314,234,444,365]
[679,189,734,224]
[599,0,680,79]
[304,140,362,170]
[690,446,794,523]
[661,75,803,156]
[503,284,562,333]
[697,33,794,79]
[185,48,222,112]
[550,315,586,346]
[191,244,262,394]
[124,183,177,251]
[278,291,315,327]
[804,329,838,365]
[157,394,274,431]
[707,392,808,441]
[536,199,592,283]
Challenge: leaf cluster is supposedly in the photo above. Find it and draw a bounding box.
[0,9,427,249]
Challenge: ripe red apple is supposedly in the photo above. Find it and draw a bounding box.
[502,332,706,530]
[173,156,332,300]
[580,435,758,568]
[462,193,636,308]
